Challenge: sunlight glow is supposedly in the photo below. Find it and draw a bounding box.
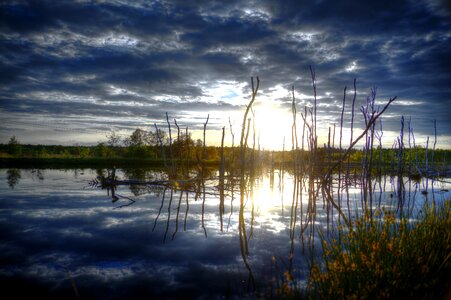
[252,103,293,150]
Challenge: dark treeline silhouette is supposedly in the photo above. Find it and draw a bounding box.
[1,135,450,174]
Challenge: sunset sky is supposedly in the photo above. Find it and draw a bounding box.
[1,0,450,149]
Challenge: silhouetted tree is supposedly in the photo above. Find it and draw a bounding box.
[7,136,21,156]
[124,129,148,147]
[106,131,122,147]
[8,136,19,145]
[172,132,195,160]
[123,128,167,147]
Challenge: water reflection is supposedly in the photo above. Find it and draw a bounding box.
[6,168,47,189]
[0,167,450,298]
[6,168,21,188]
[30,169,45,181]
[93,167,451,288]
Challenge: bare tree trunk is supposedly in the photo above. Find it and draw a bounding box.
[338,86,347,218]
[174,118,180,160]
[203,114,209,160]
[166,112,175,176]
[185,127,190,169]
[240,77,260,171]
[219,126,225,231]
[322,96,397,227]
[431,119,437,173]
[154,123,167,169]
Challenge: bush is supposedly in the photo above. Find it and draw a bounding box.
[123,145,152,158]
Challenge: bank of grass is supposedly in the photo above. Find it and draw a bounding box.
[0,156,160,168]
[308,200,451,300]
[0,156,222,169]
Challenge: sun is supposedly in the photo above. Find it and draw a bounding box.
[251,102,294,151]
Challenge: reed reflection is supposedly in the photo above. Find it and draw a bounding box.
[88,164,450,297]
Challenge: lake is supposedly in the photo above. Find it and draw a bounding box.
[0,167,450,299]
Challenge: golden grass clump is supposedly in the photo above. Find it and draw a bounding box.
[308,200,451,300]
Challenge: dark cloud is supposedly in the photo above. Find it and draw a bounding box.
[0,0,450,147]
[181,17,275,48]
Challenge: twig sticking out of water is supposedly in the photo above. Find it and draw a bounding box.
[322,95,397,226]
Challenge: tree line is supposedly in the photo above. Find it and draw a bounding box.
[1,129,220,161]
[1,131,450,172]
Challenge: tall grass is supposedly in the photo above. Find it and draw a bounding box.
[308,200,451,299]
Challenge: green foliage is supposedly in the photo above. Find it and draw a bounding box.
[172,133,195,160]
[75,146,91,158]
[308,201,451,299]
[349,150,363,163]
[7,136,22,156]
[124,129,149,146]
[94,142,114,157]
[124,145,154,158]
[123,128,164,147]
[1,129,450,168]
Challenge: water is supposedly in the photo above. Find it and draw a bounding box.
[0,168,450,299]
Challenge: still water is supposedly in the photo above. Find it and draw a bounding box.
[0,168,450,299]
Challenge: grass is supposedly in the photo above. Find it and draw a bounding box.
[0,156,164,168]
[308,200,451,300]
[0,156,225,169]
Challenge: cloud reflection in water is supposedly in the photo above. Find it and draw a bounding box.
[0,169,297,298]
[0,168,449,298]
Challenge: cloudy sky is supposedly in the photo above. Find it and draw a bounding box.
[1,0,450,149]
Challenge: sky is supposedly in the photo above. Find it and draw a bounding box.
[1,0,450,150]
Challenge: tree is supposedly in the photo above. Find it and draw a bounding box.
[123,128,167,147]
[76,146,91,158]
[8,136,19,145]
[7,136,22,156]
[153,129,167,145]
[106,131,122,147]
[172,132,195,160]
[124,129,149,147]
[94,142,113,157]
